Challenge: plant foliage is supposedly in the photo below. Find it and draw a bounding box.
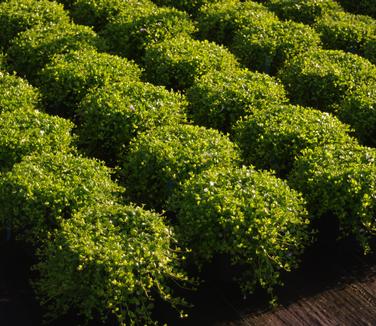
[34,203,189,325]
[76,80,187,163]
[143,35,239,90]
[232,16,321,74]
[0,72,40,113]
[266,0,343,24]
[0,152,123,243]
[186,68,287,133]
[234,104,356,175]
[123,124,240,210]
[7,22,106,80]
[288,143,376,252]
[278,49,376,111]
[0,0,69,49]
[168,165,311,296]
[36,49,142,117]
[102,6,196,60]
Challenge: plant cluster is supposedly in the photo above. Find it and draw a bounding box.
[314,11,376,56]
[0,72,40,113]
[0,0,69,49]
[0,151,123,243]
[0,108,74,172]
[278,49,376,111]
[34,203,189,325]
[186,68,288,132]
[338,83,376,147]
[102,6,196,60]
[69,0,156,30]
[168,165,311,295]
[0,0,375,324]
[265,0,343,24]
[143,35,240,90]
[232,17,321,74]
[289,143,376,252]
[233,104,355,175]
[76,80,187,163]
[123,123,240,210]
[7,22,106,80]
[197,0,322,74]
[196,0,275,45]
[36,49,142,117]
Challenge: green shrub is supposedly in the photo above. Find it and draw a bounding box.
[278,49,376,111]
[0,72,40,113]
[233,104,355,175]
[338,0,376,19]
[76,80,187,164]
[0,0,70,49]
[102,6,196,60]
[231,17,321,74]
[186,68,288,133]
[288,143,376,252]
[143,35,240,90]
[70,0,156,30]
[151,0,220,15]
[0,108,74,172]
[34,203,189,325]
[36,49,142,117]
[0,152,123,244]
[7,22,106,80]
[266,0,343,24]
[168,165,311,295]
[123,124,240,210]
[338,83,376,147]
[314,11,376,56]
[196,0,275,45]
[364,37,376,65]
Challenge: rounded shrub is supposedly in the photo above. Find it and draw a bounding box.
[233,104,356,176]
[278,49,376,111]
[143,35,240,90]
[102,6,196,60]
[288,143,376,252]
[70,0,156,30]
[123,124,240,210]
[0,152,123,244]
[338,83,376,147]
[314,11,376,56]
[338,0,376,19]
[76,80,187,164]
[0,72,40,113]
[231,17,321,74]
[0,0,70,49]
[36,49,142,117]
[196,0,275,46]
[7,22,106,80]
[265,0,343,25]
[34,203,189,325]
[0,108,74,172]
[186,68,288,133]
[168,165,311,295]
